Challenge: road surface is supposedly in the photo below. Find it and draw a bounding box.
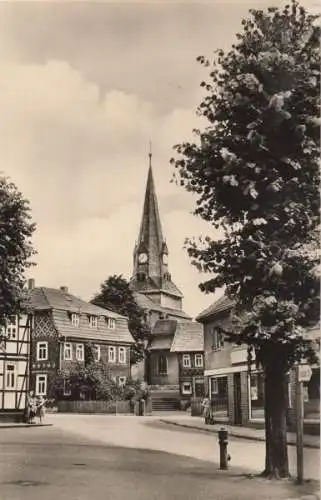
[47,413,320,481]
[0,415,318,500]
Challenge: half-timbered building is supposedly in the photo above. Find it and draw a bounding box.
[27,283,135,399]
[0,314,31,422]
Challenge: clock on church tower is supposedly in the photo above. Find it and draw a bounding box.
[162,253,168,265]
[138,253,148,264]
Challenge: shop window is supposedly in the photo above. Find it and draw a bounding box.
[304,367,320,421]
[249,372,265,420]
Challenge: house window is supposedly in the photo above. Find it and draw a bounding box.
[195,354,204,368]
[119,347,126,364]
[108,346,116,363]
[118,376,127,386]
[76,344,84,361]
[6,316,18,339]
[63,379,71,396]
[37,341,48,361]
[212,328,224,350]
[89,316,98,328]
[158,354,167,375]
[36,374,47,396]
[182,354,191,368]
[5,363,16,389]
[94,344,101,362]
[71,314,79,327]
[182,382,192,395]
[107,318,116,329]
[63,342,72,361]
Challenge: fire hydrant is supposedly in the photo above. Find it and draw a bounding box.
[218,428,229,470]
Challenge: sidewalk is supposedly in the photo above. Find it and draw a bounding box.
[0,422,52,429]
[159,416,320,450]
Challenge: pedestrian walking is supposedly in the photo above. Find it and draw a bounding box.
[26,391,37,424]
[201,396,211,425]
[36,395,46,424]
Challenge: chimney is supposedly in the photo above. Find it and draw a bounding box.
[60,286,68,293]
[28,278,35,290]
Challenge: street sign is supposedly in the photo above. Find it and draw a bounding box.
[298,365,313,383]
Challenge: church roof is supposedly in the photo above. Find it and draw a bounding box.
[133,292,191,320]
[132,275,183,298]
[137,164,164,255]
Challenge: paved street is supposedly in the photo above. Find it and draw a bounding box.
[0,415,318,500]
[47,414,320,481]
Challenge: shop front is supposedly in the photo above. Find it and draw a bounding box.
[209,375,229,421]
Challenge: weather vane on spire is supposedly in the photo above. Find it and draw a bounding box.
[148,140,152,168]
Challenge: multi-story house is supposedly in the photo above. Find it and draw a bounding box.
[147,319,204,408]
[0,314,31,422]
[28,282,135,399]
[197,294,320,431]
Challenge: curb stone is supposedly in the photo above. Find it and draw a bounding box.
[159,420,319,450]
[0,423,52,429]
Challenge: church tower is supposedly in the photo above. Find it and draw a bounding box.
[131,151,184,312]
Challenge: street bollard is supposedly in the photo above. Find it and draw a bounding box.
[218,428,229,470]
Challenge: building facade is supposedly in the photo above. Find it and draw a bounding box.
[148,319,204,399]
[28,283,134,399]
[197,295,320,430]
[0,314,31,422]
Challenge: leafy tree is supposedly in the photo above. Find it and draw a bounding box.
[52,362,121,401]
[171,1,320,479]
[0,176,36,335]
[91,275,150,363]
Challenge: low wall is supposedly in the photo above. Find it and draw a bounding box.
[57,400,131,414]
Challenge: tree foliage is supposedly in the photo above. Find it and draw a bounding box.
[91,275,150,363]
[171,1,320,478]
[51,361,145,403]
[0,176,36,332]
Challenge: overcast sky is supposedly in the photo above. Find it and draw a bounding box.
[0,0,316,317]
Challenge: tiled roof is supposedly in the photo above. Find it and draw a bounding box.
[149,336,173,351]
[149,319,203,353]
[196,295,234,322]
[133,292,191,320]
[51,310,134,344]
[153,319,178,336]
[28,287,126,319]
[170,321,204,352]
[28,287,134,344]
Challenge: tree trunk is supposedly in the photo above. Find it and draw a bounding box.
[262,366,289,479]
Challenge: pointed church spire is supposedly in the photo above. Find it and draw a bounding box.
[131,150,184,306]
[136,151,164,278]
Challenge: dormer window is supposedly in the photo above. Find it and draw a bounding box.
[107,318,116,329]
[71,314,79,328]
[89,316,98,328]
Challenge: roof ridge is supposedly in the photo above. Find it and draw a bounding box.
[40,287,52,309]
